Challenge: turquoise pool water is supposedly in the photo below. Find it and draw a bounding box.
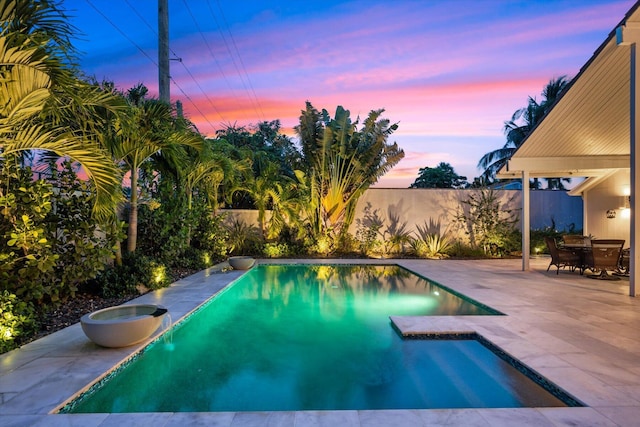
[64,264,573,412]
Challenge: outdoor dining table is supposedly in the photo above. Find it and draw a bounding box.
[561,242,593,274]
[562,241,629,276]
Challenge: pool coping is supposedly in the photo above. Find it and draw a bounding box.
[1,257,638,426]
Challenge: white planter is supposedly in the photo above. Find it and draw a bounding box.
[228,256,255,270]
[81,304,167,348]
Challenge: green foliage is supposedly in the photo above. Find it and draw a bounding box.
[307,234,335,256]
[190,209,229,262]
[295,102,404,242]
[262,242,290,258]
[174,247,209,270]
[224,218,263,255]
[136,200,189,266]
[91,265,135,298]
[45,162,114,297]
[216,121,301,181]
[447,241,487,258]
[147,261,169,290]
[113,83,204,253]
[0,290,36,353]
[354,205,383,256]
[94,251,168,298]
[456,188,520,257]
[412,219,453,259]
[0,164,59,304]
[353,203,411,257]
[383,214,412,256]
[478,76,570,182]
[1,161,114,308]
[332,232,355,255]
[410,162,468,189]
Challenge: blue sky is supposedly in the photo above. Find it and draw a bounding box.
[66,0,636,186]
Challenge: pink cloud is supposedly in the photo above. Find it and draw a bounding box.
[76,0,635,187]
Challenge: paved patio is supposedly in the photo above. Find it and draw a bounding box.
[1,257,640,426]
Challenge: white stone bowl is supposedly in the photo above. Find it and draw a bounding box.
[228,256,255,270]
[81,304,167,348]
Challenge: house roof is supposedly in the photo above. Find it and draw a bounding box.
[496,2,640,189]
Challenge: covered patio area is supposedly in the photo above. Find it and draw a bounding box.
[498,3,640,296]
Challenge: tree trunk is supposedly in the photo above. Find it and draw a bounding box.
[113,210,123,265]
[127,168,138,252]
[186,188,192,247]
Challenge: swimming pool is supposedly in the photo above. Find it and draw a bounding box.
[61,264,578,412]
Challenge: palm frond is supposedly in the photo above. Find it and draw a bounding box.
[1,126,121,218]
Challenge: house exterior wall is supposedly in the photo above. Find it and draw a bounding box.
[583,169,631,245]
[530,189,583,231]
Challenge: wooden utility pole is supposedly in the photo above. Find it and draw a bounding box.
[158,0,170,103]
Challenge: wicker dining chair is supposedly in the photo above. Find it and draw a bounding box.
[588,239,625,280]
[544,237,581,274]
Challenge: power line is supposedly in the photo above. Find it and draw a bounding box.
[85,0,157,67]
[182,0,264,121]
[210,0,265,120]
[122,0,228,125]
[85,0,218,131]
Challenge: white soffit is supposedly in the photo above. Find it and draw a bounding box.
[567,170,622,196]
[497,4,640,179]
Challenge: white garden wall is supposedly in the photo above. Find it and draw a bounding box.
[219,188,583,241]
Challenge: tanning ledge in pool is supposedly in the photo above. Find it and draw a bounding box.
[398,330,585,408]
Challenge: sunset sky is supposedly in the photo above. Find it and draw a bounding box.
[68,0,636,187]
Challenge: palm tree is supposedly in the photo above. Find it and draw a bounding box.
[478,76,569,183]
[0,0,124,218]
[245,161,282,239]
[107,85,204,253]
[295,102,404,243]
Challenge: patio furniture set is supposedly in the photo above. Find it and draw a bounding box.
[545,236,629,281]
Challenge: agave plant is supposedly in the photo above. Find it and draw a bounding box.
[413,218,453,259]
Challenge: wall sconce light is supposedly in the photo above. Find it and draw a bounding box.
[606,209,617,219]
[619,195,631,210]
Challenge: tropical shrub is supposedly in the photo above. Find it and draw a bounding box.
[354,206,383,256]
[263,242,290,258]
[136,196,190,267]
[0,290,36,353]
[0,176,57,303]
[190,208,229,262]
[447,241,487,258]
[382,212,412,256]
[354,204,412,257]
[295,103,404,244]
[174,247,209,270]
[308,235,335,256]
[94,251,169,297]
[46,162,115,297]
[224,218,263,255]
[456,188,520,257]
[90,265,132,298]
[0,160,119,307]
